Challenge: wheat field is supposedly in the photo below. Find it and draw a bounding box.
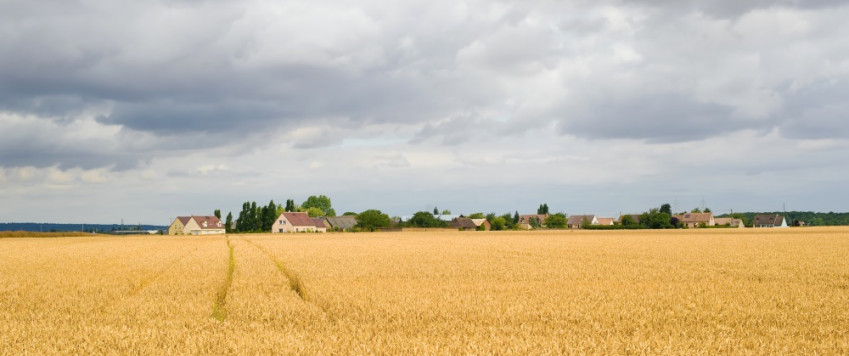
[1,228,847,354]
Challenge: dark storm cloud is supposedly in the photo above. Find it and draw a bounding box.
[0,128,138,170]
[2,0,849,172]
[778,79,849,139]
[559,94,737,142]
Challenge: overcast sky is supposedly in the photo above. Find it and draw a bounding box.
[2,1,848,224]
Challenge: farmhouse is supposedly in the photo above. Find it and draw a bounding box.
[672,212,715,228]
[272,212,327,233]
[752,214,788,228]
[168,216,225,235]
[567,215,598,229]
[449,218,478,231]
[714,217,745,228]
[325,216,358,231]
[471,218,491,231]
[596,217,615,226]
[518,214,549,230]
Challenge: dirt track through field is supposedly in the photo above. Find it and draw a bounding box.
[243,237,334,319]
[212,236,235,321]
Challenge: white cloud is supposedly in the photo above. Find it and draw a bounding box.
[2,1,849,222]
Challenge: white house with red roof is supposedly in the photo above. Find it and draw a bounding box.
[169,216,225,235]
[272,212,327,233]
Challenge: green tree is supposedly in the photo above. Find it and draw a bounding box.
[491,216,507,230]
[538,204,549,215]
[659,203,672,216]
[302,195,334,216]
[225,212,233,233]
[260,200,277,232]
[529,216,541,228]
[356,209,391,231]
[468,213,485,219]
[494,213,516,230]
[545,213,567,228]
[639,209,673,229]
[409,211,444,228]
[285,199,296,212]
[620,215,636,227]
[513,211,520,225]
[214,209,221,220]
[441,209,451,215]
[342,211,358,216]
[691,208,702,213]
[306,207,325,217]
[433,207,439,215]
[704,207,711,213]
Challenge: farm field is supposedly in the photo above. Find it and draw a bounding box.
[1,228,848,354]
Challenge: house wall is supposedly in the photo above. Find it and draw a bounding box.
[183,219,201,234]
[168,220,185,235]
[272,217,295,233]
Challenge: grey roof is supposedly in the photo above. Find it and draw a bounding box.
[753,214,785,226]
[567,215,595,225]
[325,215,358,230]
[450,218,478,229]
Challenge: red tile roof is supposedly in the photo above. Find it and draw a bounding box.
[191,216,223,230]
[280,212,326,227]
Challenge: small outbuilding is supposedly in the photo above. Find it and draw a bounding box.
[325,216,358,231]
[567,215,598,229]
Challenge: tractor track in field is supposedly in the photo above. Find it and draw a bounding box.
[212,236,236,321]
[126,247,200,298]
[242,238,335,320]
[94,242,215,315]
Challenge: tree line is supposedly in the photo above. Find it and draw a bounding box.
[212,195,849,234]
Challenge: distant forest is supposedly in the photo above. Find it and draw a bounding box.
[716,211,849,226]
[0,223,167,233]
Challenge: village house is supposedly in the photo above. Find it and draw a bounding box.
[672,212,716,228]
[168,216,225,235]
[567,215,598,229]
[325,216,358,231]
[617,214,641,225]
[714,217,745,228]
[518,214,549,230]
[272,212,327,233]
[596,217,615,226]
[752,214,788,228]
[449,217,479,231]
[471,218,491,231]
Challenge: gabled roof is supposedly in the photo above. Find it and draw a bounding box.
[673,212,714,223]
[715,217,743,226]
[176,216,192,225]
[567,215,596,225]
[279,212,325,227]
[325,216,358,230]
[450,218,478,229]
[753,214,785,226]
[596,217,615,226]
[618,214,641,223]
[470,219,489,227]
[190,216,223,230]
[518,214,548,224]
